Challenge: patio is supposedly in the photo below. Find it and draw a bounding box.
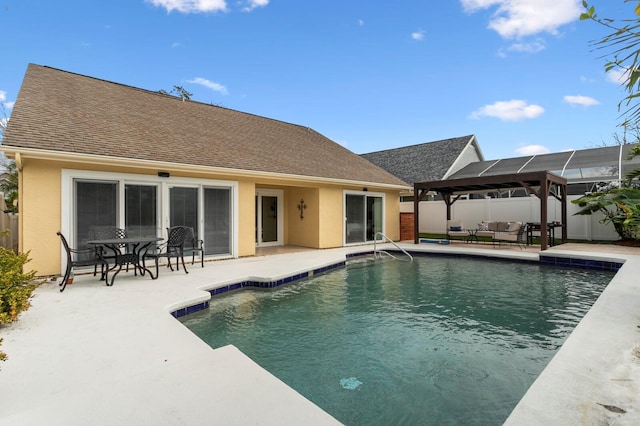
[0,243,638,425]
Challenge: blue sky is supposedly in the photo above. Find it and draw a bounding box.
[0,0,634,160]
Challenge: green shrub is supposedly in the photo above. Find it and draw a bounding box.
[0,247,38,363]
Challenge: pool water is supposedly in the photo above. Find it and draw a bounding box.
[180,256,614,425]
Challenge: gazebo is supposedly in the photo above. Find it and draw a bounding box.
[413,170,568,250]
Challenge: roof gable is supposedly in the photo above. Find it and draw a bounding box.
[3,64,407,188]
[360,135,482,185]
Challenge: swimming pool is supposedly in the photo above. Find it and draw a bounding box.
[180,255,614,425]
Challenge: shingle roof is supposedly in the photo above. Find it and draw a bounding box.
[360,135,480,186]
[3,64,408,188]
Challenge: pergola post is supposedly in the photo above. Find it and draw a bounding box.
[539,179,549,251]
[413,185,431,244]
[413,184,420,244]
[561,183,568,242]
[443,193,452,221]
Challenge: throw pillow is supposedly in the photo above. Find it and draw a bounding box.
[478,222,489,231]
[449,226,462,231]
[506,222,520,232]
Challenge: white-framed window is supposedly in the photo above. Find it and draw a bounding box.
[61,170,238,258]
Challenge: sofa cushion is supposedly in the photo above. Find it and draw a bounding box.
[488,222,498,232]
[497,222,509,232]
[476,230,494,238]
[506,222,521,232]
[494,232,518,241]
[478,222,489,231]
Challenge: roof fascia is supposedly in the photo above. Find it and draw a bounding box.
[468,135,485,161]
[441,135,484,180]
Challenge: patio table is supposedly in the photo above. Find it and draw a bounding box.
[526,222,563,246]
[87,236,162,286]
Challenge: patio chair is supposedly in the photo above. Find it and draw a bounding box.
[446,219,468,242]
[143,226,191,277]
[57,231,109,292]
[184,227,205,268]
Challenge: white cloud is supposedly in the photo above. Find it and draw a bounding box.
[0,90,12,110]
[469,99,545,121]
[187,77,229,95]
[507,39,545,53]
[242,0,268,12]
[146,0,227,13]
[358,19,364,27]
[606,68,627,85]
[563,95,599,106]
[171,42,181,48]
[411,30,425,41]
[497,39,546,57]
[516,144,551,155]
[460,0,582,38]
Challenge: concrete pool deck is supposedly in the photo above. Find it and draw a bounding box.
[0,242,638,425]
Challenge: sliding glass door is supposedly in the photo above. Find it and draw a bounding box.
[75,180,118,249]
[125,184,158,238]
[345,192,384,244]
[67,171,236,262]
[169,186,198,234]
[204,187,231,255]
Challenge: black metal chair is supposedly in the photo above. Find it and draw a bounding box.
[57,231,109,292]
[143,226,190,277]
[184,227,205,268]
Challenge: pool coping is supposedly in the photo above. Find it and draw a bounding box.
[0,243,638,424]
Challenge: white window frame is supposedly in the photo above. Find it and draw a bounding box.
[61,169,239,270]
[343,190,386,246]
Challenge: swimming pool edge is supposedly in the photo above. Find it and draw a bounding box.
[169,246,624,318]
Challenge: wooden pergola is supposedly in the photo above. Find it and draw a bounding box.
[413,170,568,250]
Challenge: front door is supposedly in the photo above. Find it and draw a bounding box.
[256,189,283,247]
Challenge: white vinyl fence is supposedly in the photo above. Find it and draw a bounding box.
[401,195,619,241]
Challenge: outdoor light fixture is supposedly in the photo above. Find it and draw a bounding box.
[157,171,170,178]
[297,198,307,220]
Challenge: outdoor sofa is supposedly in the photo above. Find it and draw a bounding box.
[446,219,527,247]
[477,221,527,247]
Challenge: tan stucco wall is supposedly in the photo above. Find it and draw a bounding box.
[384,191,401,241]
[318,188,345,248]
[237,180,256,257]
[286,188,319,248]
[15,158,404,277]
[20,160,62,276]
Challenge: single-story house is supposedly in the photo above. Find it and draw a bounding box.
[1,64,410,277]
